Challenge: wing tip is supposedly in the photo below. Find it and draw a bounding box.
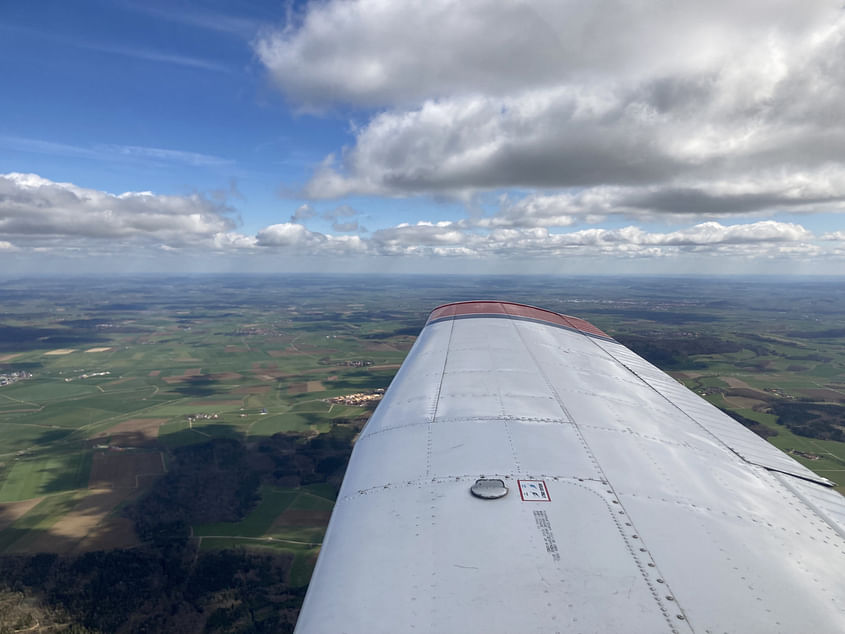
[427,300,613,340]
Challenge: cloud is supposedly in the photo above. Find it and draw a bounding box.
[321,204,358,221]
[255,222,367,255]
[0,173,829,265]
[331,220,360,233]
[121,2,261,38]
[105,145,233,167]
[0,172,239,250]
[256,0,830,109]
[0,136,233,169]
[290,203,317,223]
[257,0,845,226]
[481,169,845,228]
[2,23,232,73]
[90,44,232,73]
[256,222,325,247]
[362,219,816,258]
[319,204,361,232]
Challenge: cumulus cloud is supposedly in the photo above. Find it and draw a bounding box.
[255,222,367,255]
[0,172,242,251]
[0,173,830,265]
[481,168,845,227]
[256,0,825,109]
[361,218,817,259]
[289,203,317,223]
[257,0,845,227]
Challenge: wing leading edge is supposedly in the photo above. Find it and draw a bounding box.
[295,301,845,633]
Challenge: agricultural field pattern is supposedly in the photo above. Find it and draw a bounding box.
[0,274,843,631]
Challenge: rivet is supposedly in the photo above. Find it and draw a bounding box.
[676,614,685,620]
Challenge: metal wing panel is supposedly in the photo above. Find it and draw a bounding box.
[591,338,832,485]
[622,493,845,633]
[295,301,845,633]
[297,478,680,634]
[775,473,845,538]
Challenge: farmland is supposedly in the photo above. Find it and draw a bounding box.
[0,274,843,630]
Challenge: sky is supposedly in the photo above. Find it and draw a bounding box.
[2,0,845,275]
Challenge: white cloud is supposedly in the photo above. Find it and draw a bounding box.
[255,222,368,256]
[0,172,239,250]
[257,0,845,233]
[256,0,829,109]
[0,173,831,266]
[256,222,326,248]
[359,219,818,259]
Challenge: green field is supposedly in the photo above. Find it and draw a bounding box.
[0,273,844,616]
[0,451,91,502]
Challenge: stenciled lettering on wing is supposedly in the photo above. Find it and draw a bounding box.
[533,510,560,562]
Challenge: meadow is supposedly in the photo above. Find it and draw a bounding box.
[0,274,843,568]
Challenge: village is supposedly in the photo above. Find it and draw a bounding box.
[0,370,32,386]
[326,388,385,407]
[63,370,111,382]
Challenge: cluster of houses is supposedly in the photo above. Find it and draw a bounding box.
[186,412,220,422]
[0,370,31,386]
[327,388,385,406]
[64,370,111,382]
[337,360,373,368]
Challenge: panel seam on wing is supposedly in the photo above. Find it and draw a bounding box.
[585,338,834,487]
[334,474,608,504]
[426,315,456,478]
[359,416,575,441]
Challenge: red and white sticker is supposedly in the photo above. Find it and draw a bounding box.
[518,479,551,501]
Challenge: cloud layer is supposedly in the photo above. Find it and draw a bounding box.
[0,173,237,249]
[1,173,836,264]
[257,0,845,224]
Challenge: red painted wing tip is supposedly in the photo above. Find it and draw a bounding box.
[427,301,612,339]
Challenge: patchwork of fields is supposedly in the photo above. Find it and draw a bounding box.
[0,276,420,569]
[1,274,844,575]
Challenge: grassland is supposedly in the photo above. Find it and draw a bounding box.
[0,274,844,560]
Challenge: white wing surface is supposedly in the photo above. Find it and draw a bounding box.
[295,301,845,633]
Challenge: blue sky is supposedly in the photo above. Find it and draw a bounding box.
[2,0,845,275]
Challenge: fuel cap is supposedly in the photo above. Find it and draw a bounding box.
[470,478,508,499]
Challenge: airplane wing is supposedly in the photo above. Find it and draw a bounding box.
[295,301,845,633]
